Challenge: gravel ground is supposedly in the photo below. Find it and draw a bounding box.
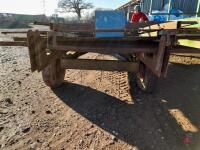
[0,33,200,150]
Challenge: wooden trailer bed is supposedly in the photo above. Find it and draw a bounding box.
[0,21,200,92]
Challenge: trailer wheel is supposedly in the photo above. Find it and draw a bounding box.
[136,62,157,93]
[42,59,65,88]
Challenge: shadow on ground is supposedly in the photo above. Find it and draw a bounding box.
[53,63,200,150]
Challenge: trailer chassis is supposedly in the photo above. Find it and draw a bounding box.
[1,21,200,92]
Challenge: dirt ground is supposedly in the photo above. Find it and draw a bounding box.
[0,33,200,150]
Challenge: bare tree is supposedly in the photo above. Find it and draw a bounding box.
[58,0,93,19]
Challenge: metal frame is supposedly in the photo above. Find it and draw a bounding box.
[61,59,139,72]
[0,21,199,89]
[146,0,200,21]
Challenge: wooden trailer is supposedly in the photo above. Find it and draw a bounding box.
[0,21,200,92]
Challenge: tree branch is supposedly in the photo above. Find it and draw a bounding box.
[58,0,94,18]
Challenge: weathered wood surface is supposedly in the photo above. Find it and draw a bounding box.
[139,35,169,77]
[0,41,27,46]
[61,59,139,72]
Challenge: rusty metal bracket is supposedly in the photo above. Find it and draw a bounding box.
[139,35,170,77]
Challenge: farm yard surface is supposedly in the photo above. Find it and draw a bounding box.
[0,31,200,150]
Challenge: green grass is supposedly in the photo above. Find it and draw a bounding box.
[180,17,200,28]
[177,17,200,49]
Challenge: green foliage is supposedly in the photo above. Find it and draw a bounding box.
[0,13,48,29]
[58,0,93,18]
[0,21,30,29]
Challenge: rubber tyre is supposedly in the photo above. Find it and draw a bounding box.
[136,62,157,93]
[42,59,65,88]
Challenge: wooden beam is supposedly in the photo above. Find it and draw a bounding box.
[55,36,159,42]
[52,22,163,33]
[61,59,139,72]
[50,32,158,54]
[172,46,200,53]
[0,41,27,46]
[143,21,178,30]
[171,53,200,58]
[52,23,95,32]
[65,52,87,59]
[1,31,47,34]
[51,44,158,54]
[139,35,168,77]
[27,30,64,72]
[13,37,27,42]
[27,30,38,72]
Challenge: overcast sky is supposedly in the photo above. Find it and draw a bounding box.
[0,0,129,16]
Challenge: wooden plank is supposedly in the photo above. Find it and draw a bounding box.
[0,41,27,46]
[28,30,52,72]
[177,34,200,39]
[127,21,161,29]
[13,37,27,42]
[61,59,139,72]
[161,47,170,77]
[55,36,159,42]
[32,30,63,72]
[52,22,161,33]
[139,35,168,77]
[142,21,198,31]
[27,30,38,72]
[172,46,200,53]
[155,36,168,72]
[51,21,199,36]
[1,31,47,34]
[65,52,87,59]
[51,44,158,54]
[1,31,28,34]
[34,31,49,71]
[143,21,178,30]
[50,33,158,54]
[53,23,95,32]
[171,53,200,58]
